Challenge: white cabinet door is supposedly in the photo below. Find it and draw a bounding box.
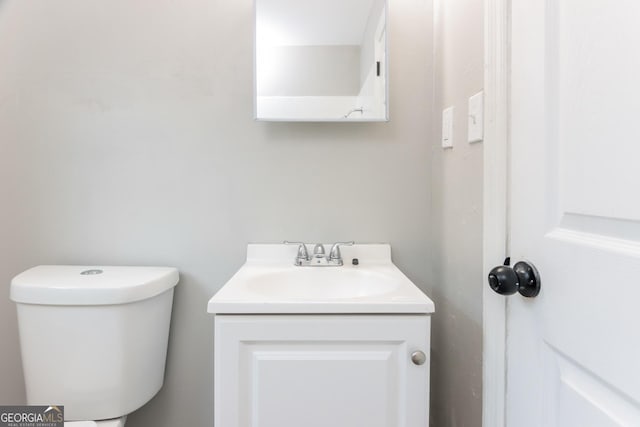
[214,315,430,427]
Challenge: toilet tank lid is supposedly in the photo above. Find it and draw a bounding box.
[10,265,179,305]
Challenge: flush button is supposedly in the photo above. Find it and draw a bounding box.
[80,269,103,275]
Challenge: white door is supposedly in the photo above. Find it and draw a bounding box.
[506,0,640,425]
[214,315,430,427]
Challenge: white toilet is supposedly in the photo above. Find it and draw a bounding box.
[10,265,179,426]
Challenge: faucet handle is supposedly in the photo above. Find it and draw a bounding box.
[329,241,355,262]
[284,241,310,264]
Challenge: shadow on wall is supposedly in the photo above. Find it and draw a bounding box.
[259,121,392,145]
[429,292,483,427]
[127,270,218,427]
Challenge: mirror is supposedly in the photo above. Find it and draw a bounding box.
[255,0,388,122]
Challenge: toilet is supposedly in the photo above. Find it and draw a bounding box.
[10,265,179,426]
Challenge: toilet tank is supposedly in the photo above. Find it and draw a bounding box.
[10,266,179,421]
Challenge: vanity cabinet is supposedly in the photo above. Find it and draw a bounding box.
[214,314,430,427]
[209,244,435,427]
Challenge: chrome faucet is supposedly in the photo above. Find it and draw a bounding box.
[284,241,354,267]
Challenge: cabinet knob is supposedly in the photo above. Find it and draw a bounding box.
[411,351,426,366]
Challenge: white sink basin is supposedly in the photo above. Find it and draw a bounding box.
[207,244,435,314]
[244,267,399,299]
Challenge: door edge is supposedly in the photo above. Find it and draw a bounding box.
[482,0,510,425]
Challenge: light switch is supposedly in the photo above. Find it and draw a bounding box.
[468,91,484,143]
[442,106,454,148]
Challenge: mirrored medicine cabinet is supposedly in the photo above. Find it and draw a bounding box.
[254,0,388,122]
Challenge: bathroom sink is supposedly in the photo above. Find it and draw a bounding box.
[244,267,399,299]
[207,244,434,314]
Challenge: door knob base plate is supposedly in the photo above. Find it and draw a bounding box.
[513,261,541,297]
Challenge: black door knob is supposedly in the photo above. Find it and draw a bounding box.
[488,257,541,298]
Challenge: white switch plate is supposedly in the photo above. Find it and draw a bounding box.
[442,106,454,148]
[468,91,484,143]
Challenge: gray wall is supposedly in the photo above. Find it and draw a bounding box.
[0,0,434,426]
[429,0,484,425]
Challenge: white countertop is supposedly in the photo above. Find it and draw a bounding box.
[207,244,435,314]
